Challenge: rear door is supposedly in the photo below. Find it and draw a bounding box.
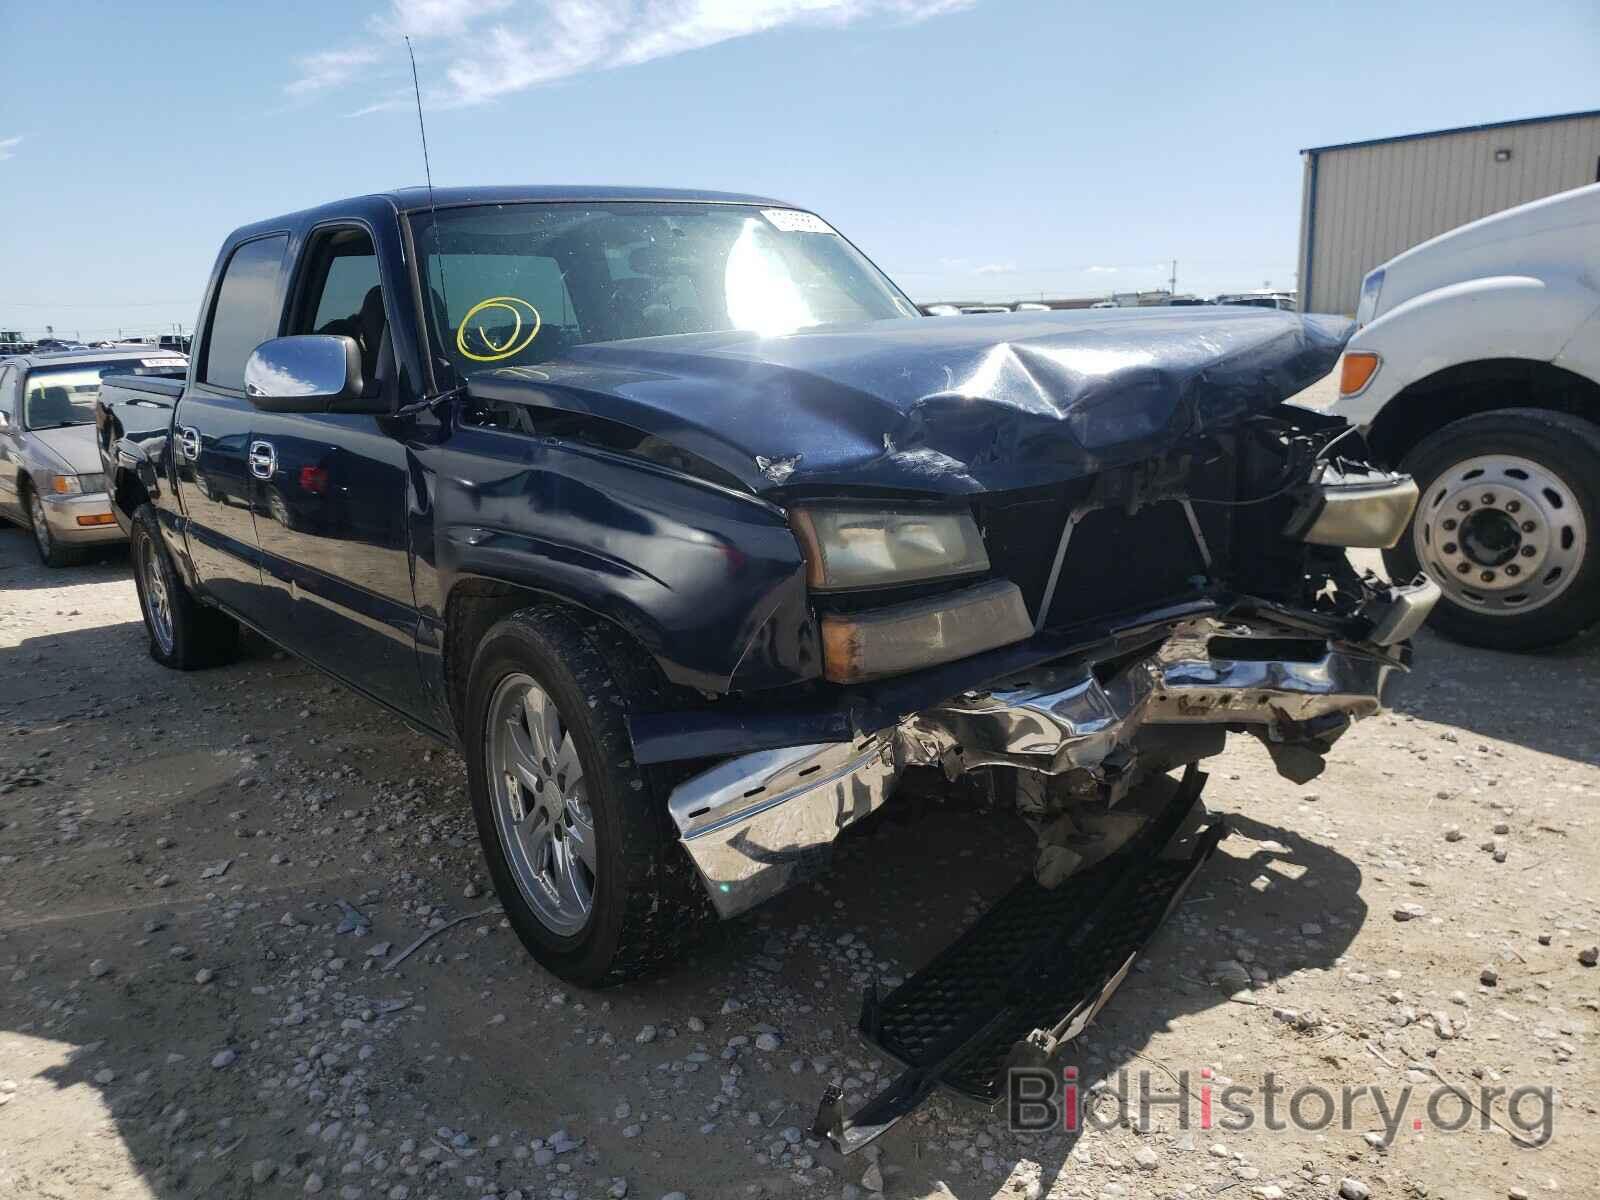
[173,233,288,616]
[0,365,22,517]
[247,222,426,715]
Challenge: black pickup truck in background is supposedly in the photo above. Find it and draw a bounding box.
[97,185,1437,1140]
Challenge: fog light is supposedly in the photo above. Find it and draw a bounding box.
[820,580,1031,683]
[76,513,116,527]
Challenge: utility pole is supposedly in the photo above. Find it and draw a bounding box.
[1169,260,1177,297]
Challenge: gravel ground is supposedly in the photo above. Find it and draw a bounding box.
[1,519,1597,1200]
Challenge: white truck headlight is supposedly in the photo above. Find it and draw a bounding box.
[790,506,990,590]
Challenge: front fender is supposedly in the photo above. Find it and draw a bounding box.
[430,429,821,694]
[1333,274,1600,427]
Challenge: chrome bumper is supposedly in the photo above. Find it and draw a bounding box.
[667,737,898,918]
[667,616,1408,918]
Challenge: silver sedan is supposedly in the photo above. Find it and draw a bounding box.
[0,349,187,565]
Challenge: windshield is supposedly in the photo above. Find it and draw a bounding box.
[23,359,187,430]
[411,202,919,378]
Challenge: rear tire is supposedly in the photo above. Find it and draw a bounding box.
[130,504,240,669]
[1384,408,1600,651]
[464,606,707,987]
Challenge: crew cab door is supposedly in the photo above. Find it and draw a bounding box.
[172,233,289,616]
[246,223,426,716]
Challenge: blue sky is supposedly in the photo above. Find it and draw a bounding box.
[1,0,1595,339]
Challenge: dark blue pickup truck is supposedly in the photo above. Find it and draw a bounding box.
[97,187,1434,1072]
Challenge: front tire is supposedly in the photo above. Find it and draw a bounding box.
[1384,408,1600,651]
[27,486,83,568]
[464,607,705,986]
[130,504,240,668]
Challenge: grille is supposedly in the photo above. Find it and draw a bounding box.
[1045,502,1212,627]
[977,453,1235,632]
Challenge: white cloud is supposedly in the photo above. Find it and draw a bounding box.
[378,0,517,37]
[295,0,978,107]
[974,261,1016,275]
[0,135,22,161]
[1084,265,1118,274]
[286,47,383,96]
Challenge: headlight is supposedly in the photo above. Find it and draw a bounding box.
[1284,466,1419,548]
[789,506,990,590]
[46,473,106,496]
[1354,267,1385,328]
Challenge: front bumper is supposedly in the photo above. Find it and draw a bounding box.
[667,601,1432,918]
[40,493,125,545]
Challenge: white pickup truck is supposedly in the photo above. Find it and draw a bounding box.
[1331,182,1600,650]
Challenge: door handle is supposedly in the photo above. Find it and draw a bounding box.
[177,426,200,461]
[248,440,277,480]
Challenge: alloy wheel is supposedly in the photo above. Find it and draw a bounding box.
[139,534,176,655]
[29,493,51,559]
[485,673,596,935]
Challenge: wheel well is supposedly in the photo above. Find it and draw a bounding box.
[113,469,150,519]
[1367,359,1600,465]
[440,578,668,741]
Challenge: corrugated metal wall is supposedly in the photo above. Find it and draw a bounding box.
[1300,114,1600,314]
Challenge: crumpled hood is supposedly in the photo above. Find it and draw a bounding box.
[470,307,1352,496]
[28,424,103,476]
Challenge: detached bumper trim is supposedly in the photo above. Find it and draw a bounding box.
[1365,574,1440,645]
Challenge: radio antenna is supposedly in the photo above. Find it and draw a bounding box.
[406,37,438,217]
[406,37,452,358]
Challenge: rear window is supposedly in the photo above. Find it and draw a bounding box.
[21,359,187,430]
[202,235,288,389]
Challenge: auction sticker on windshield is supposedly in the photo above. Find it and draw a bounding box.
[762,209,835,234]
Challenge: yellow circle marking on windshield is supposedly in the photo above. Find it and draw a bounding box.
[457,296,542,362]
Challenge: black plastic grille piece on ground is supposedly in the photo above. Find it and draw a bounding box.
[818,767,1222,1154]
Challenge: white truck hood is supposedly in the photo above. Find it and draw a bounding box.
[1371,182,1600,322]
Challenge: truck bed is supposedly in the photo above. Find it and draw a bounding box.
[95,375,188,528]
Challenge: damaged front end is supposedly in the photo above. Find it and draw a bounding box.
[645,399,1437,1148]
[661,402,1437,920]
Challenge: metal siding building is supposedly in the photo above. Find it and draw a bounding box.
[1298,110,1600,315]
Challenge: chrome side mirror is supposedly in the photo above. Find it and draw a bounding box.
[244,335,364,413]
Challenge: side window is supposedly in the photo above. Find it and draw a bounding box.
[0,367,15,417]
[201,234,288,390]
[291,227,389,391]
